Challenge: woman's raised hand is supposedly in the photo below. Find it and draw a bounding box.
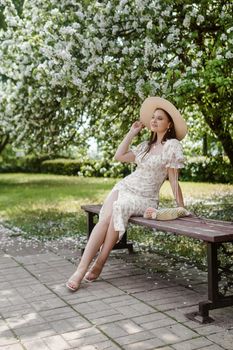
[129,121,144,136]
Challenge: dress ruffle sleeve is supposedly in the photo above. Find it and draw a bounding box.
[162,139,185,169]
[131,141,148,157]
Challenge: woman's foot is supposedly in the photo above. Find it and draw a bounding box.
[84,262,103,282]
[66,271,83,292]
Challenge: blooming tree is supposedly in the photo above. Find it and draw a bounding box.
[0,0,232,165]
[0,0,89,154]
[81,0,233,163]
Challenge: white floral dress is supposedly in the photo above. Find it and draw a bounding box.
[99,138,185,241]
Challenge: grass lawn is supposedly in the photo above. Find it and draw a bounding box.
[0,173,117,239]
[0,173,232,267]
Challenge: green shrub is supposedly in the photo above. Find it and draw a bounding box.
[1,154,232,183]
[181,156,233,183]
[78,159,132,178]
[41,156,232,182]
[0,155,49,173]
[41,158,82,175]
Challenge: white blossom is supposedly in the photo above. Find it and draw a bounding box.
[122,5,130,15]
[161,8,171,17]
[55,49,72,61]
[225,51,233,59]
[59,26,76,36]
[159,18,165,30]
[20,42,31,53]
[118,85,124,94]
[168,57,180,68]
[132,21,138,29]
[51,9,59,16]
[151,80,160,92]
[112,25,118,35]
[173,79,183,89]
[167,33,175,43]
[190,7,198,17]
[197,15,204,25]
[226,27,233,33]
[196,51,203,57]
[72,77,82,87]
[220,10,225,19]
[183,15,191,28]
[76,10,84,20]
[120,0,128,6]
[191,60,199,68]
[147,20,153,30]
[135,78,145,99]
[220,33,227,41]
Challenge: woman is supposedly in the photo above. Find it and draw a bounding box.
[66,96,187,291]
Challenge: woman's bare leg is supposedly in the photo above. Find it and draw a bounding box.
[66,190,119,289]
[84,216,119,281]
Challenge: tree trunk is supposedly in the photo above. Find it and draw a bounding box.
[216,132,233,165]
[202,133,208,156]
[0,134,10,154]
[204,115,233,166]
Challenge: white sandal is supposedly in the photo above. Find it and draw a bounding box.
[66,280,80,292]
[84,264,102,282]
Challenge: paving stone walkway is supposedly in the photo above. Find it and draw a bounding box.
[0,225,233,350]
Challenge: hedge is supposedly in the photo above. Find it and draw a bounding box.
[0,155,49,173]
[41,158,133,178]
[181,156,233,183]
[0,155,232,183]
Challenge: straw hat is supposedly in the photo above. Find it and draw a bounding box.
[140,96,187,140]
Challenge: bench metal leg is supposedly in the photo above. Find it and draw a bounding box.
[187,242,233,323]
[81,212,96,255]
[82,212,134,255]
[87,212,96,239]
[112,230,134,254]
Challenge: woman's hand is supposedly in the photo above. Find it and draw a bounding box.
[143,207,156,219]
[129,121,144,137]
[114,120,144,163]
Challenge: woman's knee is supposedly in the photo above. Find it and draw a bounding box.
[98,215,111,227]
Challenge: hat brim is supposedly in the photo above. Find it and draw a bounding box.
[140,96,187,140]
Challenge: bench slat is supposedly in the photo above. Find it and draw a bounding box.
[169,217,233,234]
[179,216,233,227]
[81,204,233,243]
[129,217,233,243]
[179,218,233,234]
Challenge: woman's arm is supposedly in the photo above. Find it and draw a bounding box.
[114,121,144,163]
[168,168,184,207]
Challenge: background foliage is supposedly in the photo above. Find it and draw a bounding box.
[0,154,233,183]
[0,0,232,172]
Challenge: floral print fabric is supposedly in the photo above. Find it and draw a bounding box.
[99,138,185,241]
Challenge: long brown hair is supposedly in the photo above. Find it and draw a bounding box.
[143,108,176,157]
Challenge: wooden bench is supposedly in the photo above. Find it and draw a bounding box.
[81,204,233,323]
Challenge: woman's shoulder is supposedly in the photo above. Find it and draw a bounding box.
[163,138,182,151]
[164,138,181,147]
[162,138,185,168]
